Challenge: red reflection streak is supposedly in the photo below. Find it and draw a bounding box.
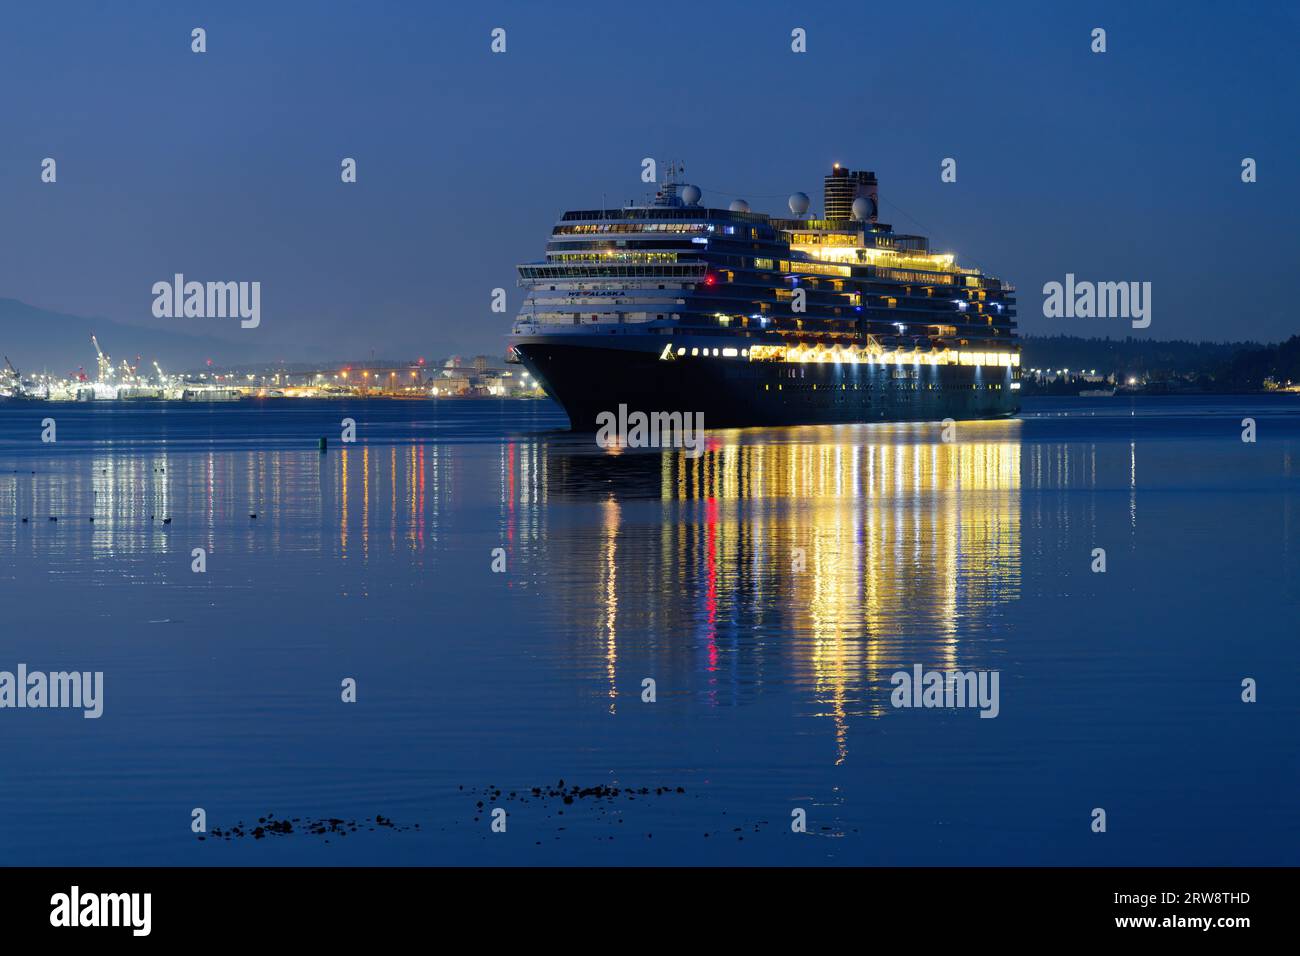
[705,496,718,674]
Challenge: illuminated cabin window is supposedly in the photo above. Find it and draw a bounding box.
[885,297,898,308]
[788,261,851,278]
[552,223,710,235]
[722,348,738,357]
[551,252,678,263]
[754,257,774,270]
[876,269,953,285]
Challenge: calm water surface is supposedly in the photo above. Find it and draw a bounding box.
[0,396,1297,865]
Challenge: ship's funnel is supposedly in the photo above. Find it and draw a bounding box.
[824,165,878,222]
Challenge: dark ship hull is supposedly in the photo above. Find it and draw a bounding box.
[515,339,1019,431]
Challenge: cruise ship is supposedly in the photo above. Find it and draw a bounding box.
[509,163,1019,430]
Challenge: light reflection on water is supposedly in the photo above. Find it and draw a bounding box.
[524,425,1024,764]
[12,417,1026,762]
[1,398,1297,865]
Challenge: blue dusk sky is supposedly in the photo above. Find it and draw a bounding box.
[0,0,1296,359]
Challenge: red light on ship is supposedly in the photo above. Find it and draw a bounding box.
[703,274,716,286]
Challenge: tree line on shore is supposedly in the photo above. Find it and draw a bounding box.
[1022,335,1300,391]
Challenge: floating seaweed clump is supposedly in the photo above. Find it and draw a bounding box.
[200,813,418,842]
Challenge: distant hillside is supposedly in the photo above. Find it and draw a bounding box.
[0,298,263,375]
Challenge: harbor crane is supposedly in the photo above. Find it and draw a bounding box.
[91,335,112,382]
[2,355,31,398]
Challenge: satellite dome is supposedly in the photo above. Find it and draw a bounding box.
[788,192,810,216]
[851,196,876,221]
[681,184,702,205]
[729,199,750,213]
